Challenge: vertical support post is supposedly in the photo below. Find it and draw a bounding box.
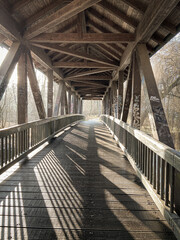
[64,85,69,115]
[54,81,63,116]
[118,71,124,119]
[80,99,83,114]
[47,69,53,117]
[108,89,111,115]
[112,81,118,118]
[131,52,141,129]
[68,88,71,114]
[109,87,113,116]
[18,49,27,124]
[72,93,76,114]
[74,94,78,114]
[121,65,132,122]
[105,93,109,115]
[136,44,179,213]
[61,84,65,115]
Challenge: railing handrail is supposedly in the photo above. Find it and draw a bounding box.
[0,114,84,173]
[0,114,83,137]
[101,114,180,239]
[101,114,180,172]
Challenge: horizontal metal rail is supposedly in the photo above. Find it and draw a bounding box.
[101,114,180,239]
[0,114,84,173]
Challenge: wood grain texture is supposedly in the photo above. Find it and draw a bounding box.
[0,120,176,240]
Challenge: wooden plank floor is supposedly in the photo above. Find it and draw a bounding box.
[0,120,177,240]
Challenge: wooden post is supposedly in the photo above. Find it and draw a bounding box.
[105,93,109,115]
[108,89,111,115]
[80,99,83,114]
[131,52,141,129]
[109,86,113,116]
[17,49,27,124]
[121,65,132,122]
[47,69,53,117]
[68,89,71,114]
[118,71,124,119]
[61,84,65,115]
[64,85,69,114]
[137,44,174,147]
[136,44,180,214]
[0,42,22,100]
[74,94,78,113]
[72,93,76,114]
[111,81,118,118]
[27,52,46,119]
[53,81,63,116]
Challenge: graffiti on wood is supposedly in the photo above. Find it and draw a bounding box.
[132,95,140,129]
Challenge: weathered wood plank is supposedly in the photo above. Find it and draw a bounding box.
[53,81,64,116]
[0,120,176,240]
[53,61,116,69]
[119,0,179,71]
[117,71,124,119]
[0,7,22,41]
[32,43,118,67]
[136,44,174,148]
[17,49,27,124]
[65,68,114,79]
[47,69,53,117]
[121,66,132,122]
[24,0,102,39]
[31,33,135,43]
[131,52,141,129]
[66,76,111,81]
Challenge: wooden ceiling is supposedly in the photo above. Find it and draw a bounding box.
[0,0,180,100]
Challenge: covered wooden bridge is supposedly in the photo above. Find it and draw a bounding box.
[0,0,180,239]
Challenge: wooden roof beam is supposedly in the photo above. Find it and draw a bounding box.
[119,0,179,72]
[65,68,114,79]
[25,0,72,27]
[67,76,111,81]
[121,0,177,35]
[12,0,32,12]
[32,42,119,67]
[97,0,138,29]
[72,83,107,88]
[24,0,102,39]
[29,45,64,80]
[0,7,22,41]
[71,80,107,88]
[53,61,114,69]
[31,33,135,43]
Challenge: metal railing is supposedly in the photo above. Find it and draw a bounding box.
[101,114,180,238]
[0,114,84,173]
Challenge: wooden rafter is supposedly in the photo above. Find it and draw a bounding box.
[25,0,72,27]
[119,0,179,71]
[67,76,111,81]
[53,61,116,69]
[71,81,107,88]
[32,43,118,67]
[0,7,22,41]
[31,33,135,43]
[24,0,102,39]
[12,0,32,12]
[65,68,114,79]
